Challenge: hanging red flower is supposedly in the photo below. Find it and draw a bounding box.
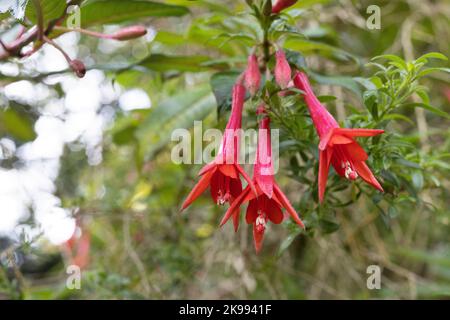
[293,71,384,202]
[181,82,254,231]
[221,110,304,252]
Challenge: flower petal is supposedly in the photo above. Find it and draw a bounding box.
[219,164,238,178]
[198,162,216,176]
[253,223,265,254]
[267,199,283,224]
[344,142,368,161]
[336,128,384,138]
[318,148,332,203]
[220,186,254,227]
[209,170,220,204]
[255,174,274,199]
[353,160,384,192]
[330,134,354,146]
[230,177,243,198]
[246,198,258,224]
[181,169,215,211]
[236,164,257,194]
[318,128,335,150]
[273,183,305,228]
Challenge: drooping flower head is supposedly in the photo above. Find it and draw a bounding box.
[274,50,292,89]
[293,71,384,202]
[244,54,261,96]
[272,0,298,14]
[181,81,254,231]
[221,108,304,253]
[63,220,90,269]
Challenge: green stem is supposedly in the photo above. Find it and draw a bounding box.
[32,0,44,41]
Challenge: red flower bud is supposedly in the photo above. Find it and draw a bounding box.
[69,59,86,78]
[272,0,298,13]
[111,25,147,41]
[274,50,291,89]
[244,54,261,96]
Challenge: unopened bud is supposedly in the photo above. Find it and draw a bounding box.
[111,26,147,41]
[272,0,298,14]
[274,50,291,89]
[244,54,261,96]
[69,59,86,78]
[262,0,272,16]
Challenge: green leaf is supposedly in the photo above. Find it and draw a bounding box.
[416,52,448,64]
[317,95,336,103]
[318,218,340,234]
[416,67,450,79]
[138,54,210,72]
[309,72,362,97]
[154,31,185,45]
[284,37,360,63]
[284,49,306,69]
[79,0,189,27]
[402,102,450,119]
[372,54,407,70]
[25,0,66,26]
[382,113,414,124]
[415,88,430,104]
[110,116,140,146]
[363,90,378,120]
[210,71,241,115]
[277,228,302,257]
[412,171,424,190]
[136,85,216,160]
[0,108,36,142]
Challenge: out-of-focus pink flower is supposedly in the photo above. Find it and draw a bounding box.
[244,54,261,96]
[275,50,292,89]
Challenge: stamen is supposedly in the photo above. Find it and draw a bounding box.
[216,176,232,205]
[255,210,266,233]
[344,161,358,180]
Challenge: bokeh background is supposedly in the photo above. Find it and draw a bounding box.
[0,0,449,299]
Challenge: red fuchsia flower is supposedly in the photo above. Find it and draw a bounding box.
[181,82,254,231]
[272,0,298,14]
[274,50,291,89]
[244,54,261,96]
[220,109,304,253]
[63,223,90,269]
[293,71,384,202]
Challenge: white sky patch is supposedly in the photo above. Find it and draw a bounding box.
[0,62,20,77]
[0,33,123,244]
[119,88,151,111]
[4,80,53,105]
[37,207,76,245]
[0,0,28,20]
[0,138,16,159]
